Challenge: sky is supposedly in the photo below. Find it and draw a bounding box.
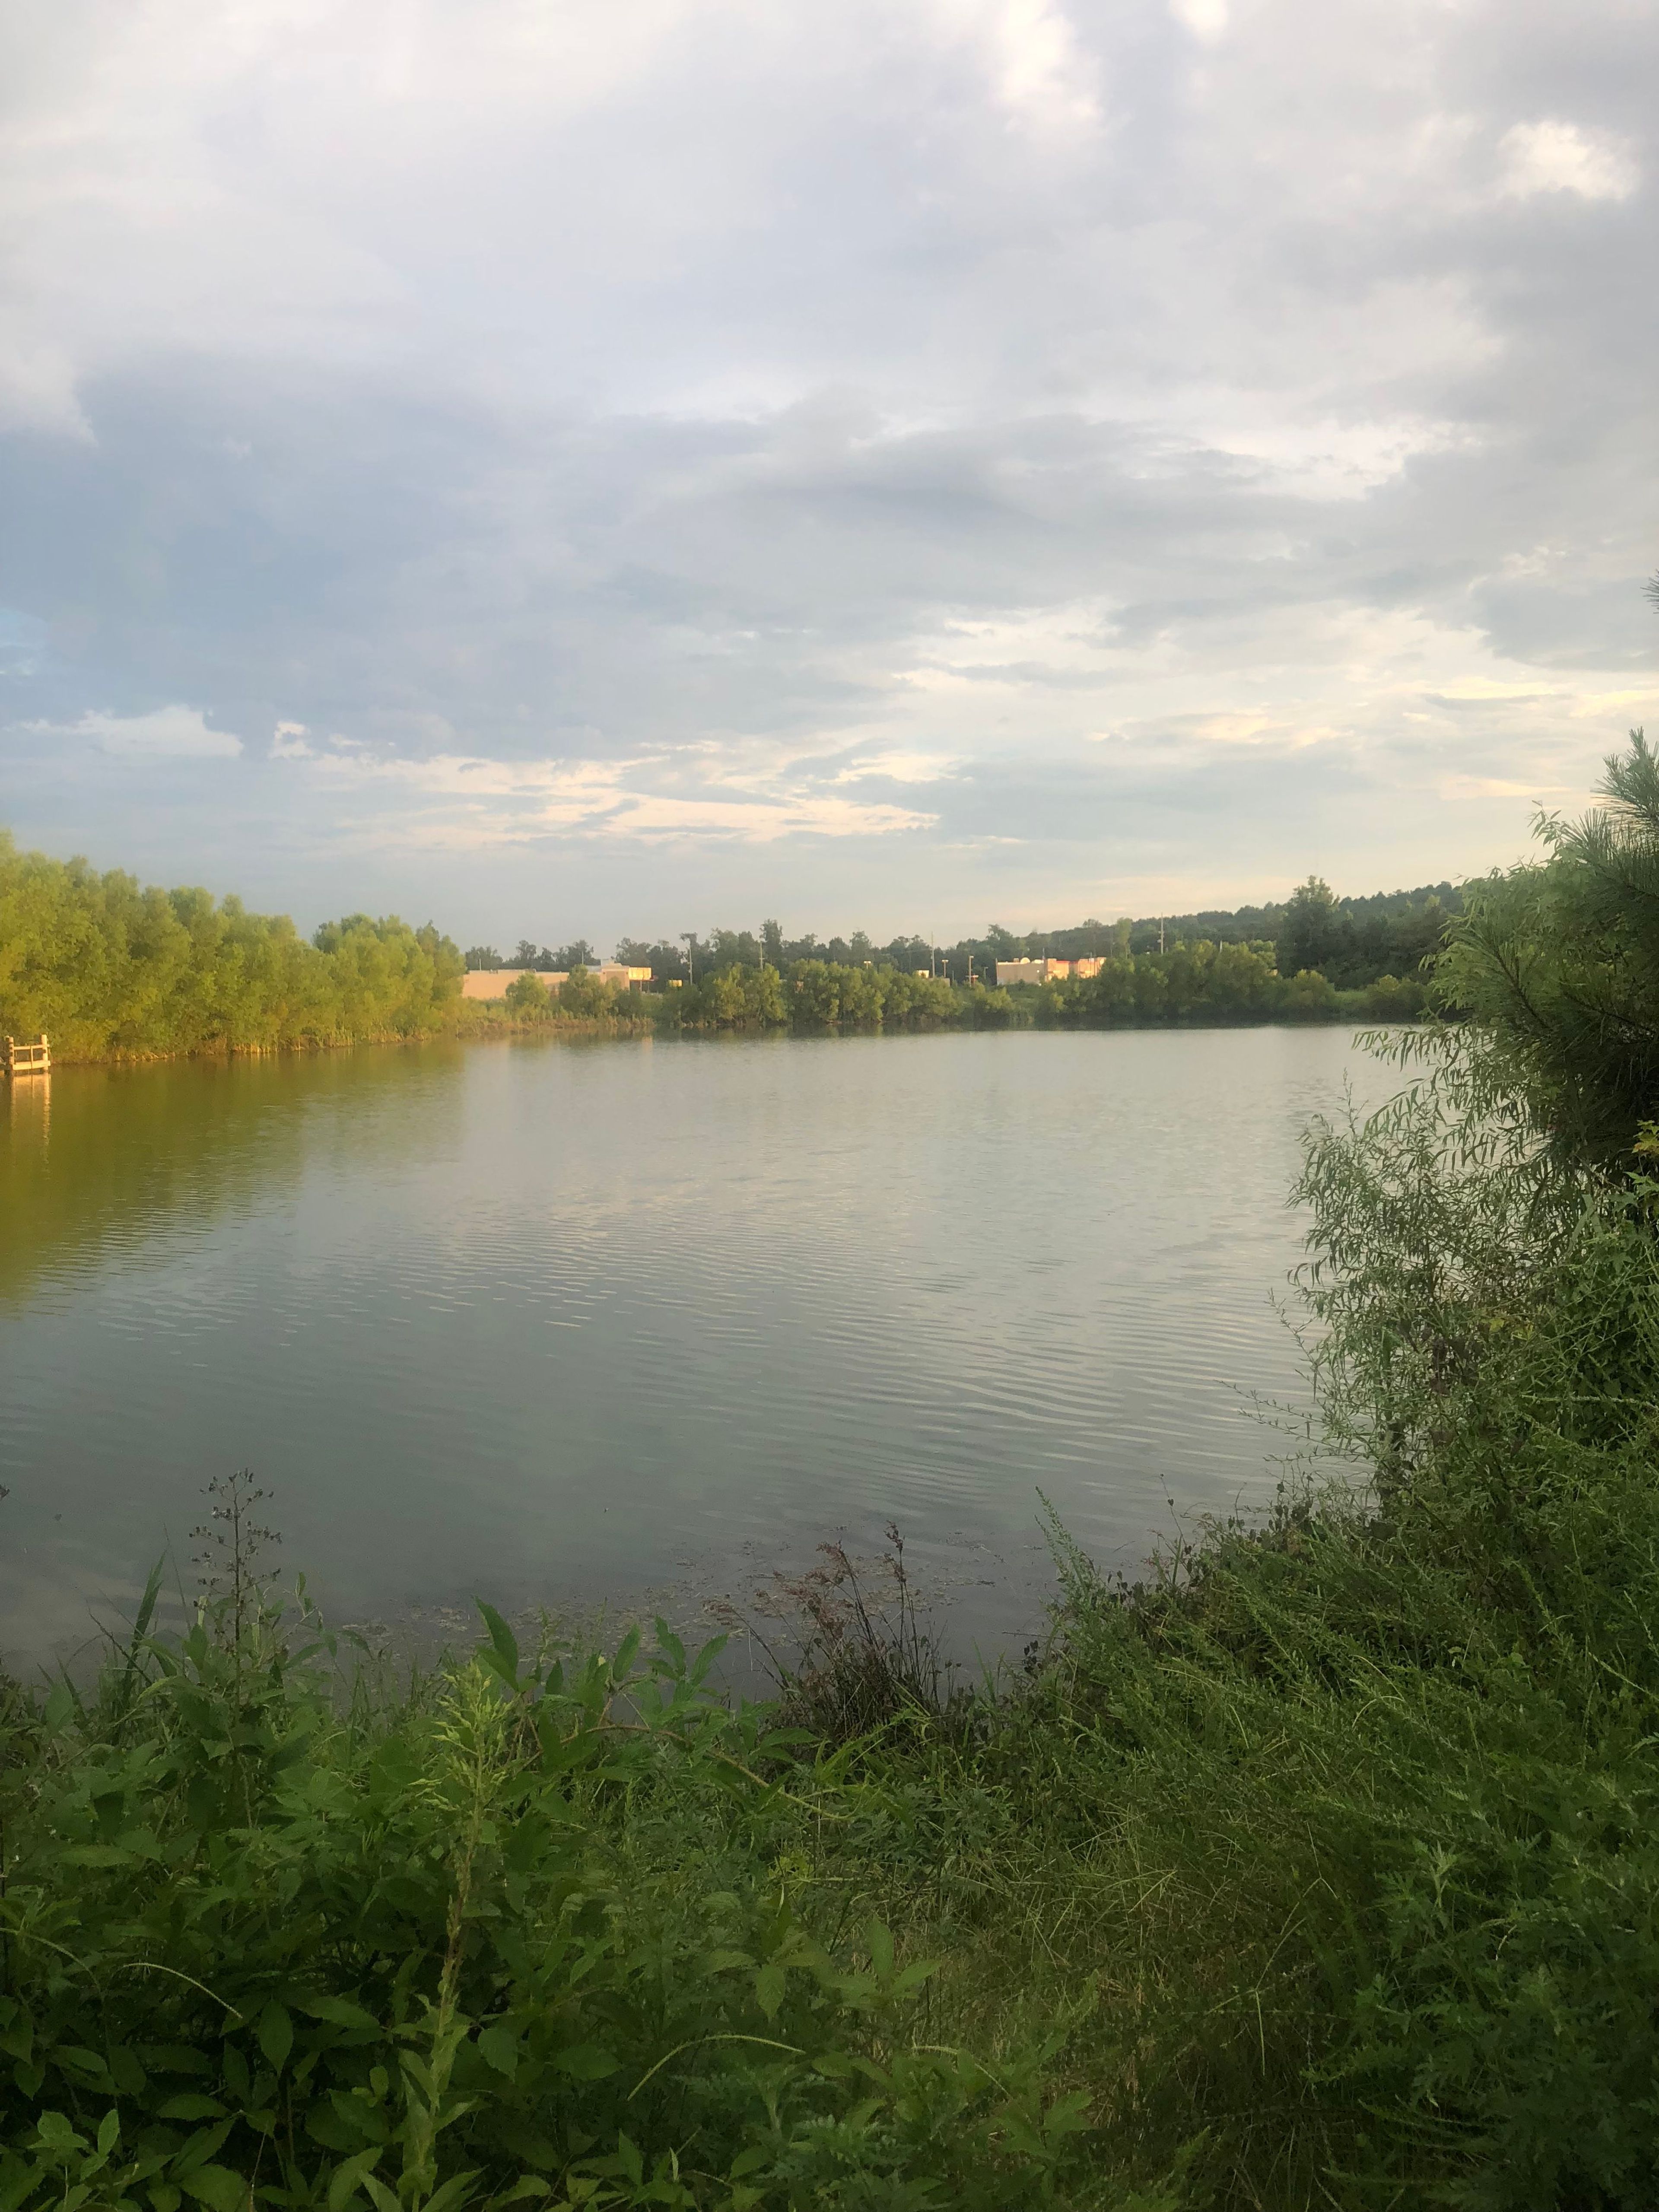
[1,0,1655,949]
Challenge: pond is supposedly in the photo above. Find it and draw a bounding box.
[0,1026,1387,1668]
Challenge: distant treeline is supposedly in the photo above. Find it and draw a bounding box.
[470,877,1461,996]
[498,944,1425,1034]
[2,828,1449,1064]
[0,833,465,1061]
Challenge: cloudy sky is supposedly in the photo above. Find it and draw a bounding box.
[1,0,1654,946]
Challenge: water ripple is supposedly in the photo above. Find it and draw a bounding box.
[0,1028,1389,1661]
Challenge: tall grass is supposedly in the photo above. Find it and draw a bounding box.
[0,1503,1097,2212]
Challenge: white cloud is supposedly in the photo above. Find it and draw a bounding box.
[0,0,1654,935]
[273,746,936,848]
[0,329,92,439]
[977,0,1102,133]
[832,750,960,785]
[1169,0,1228,43]
[1499,120,1638,203]
[48,706,243,759]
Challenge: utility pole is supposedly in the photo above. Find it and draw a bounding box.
[1159,917,1166,956]
[681,931,696,985]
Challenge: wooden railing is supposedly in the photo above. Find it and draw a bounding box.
[3,1036,51,1077]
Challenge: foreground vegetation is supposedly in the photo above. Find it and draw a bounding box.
[6,734,1659,2205]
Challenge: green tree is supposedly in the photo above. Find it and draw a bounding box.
[1438,729,1659,1169]
[1277,876,1345,979]
[502,969,551,1020]
[789,961,842,1025]
[1278,967,1340,1019]
[0,834,464,1061]
[556,964,617,1017]
[1208,940,1277,1012]
[1363,972,1427,1020]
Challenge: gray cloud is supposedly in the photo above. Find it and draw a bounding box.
[1,0,1654,942]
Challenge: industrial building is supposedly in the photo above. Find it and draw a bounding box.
[460,965,652,999]
[992,957,1107,987]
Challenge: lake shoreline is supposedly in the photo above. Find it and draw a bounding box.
[18,993,1424,1069]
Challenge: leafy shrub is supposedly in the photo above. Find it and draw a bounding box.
[0,1554,1093,2211]
[502,971,552,1021]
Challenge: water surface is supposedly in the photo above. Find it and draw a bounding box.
[0,1028,1382,1663]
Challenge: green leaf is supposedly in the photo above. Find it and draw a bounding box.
[422,2179,480,2212]
[890,1961,940,1997]
[138,2046,214,2077]
[41,1680,74,1739]
[305,2107,361,2155]
[476,2021,518,2080]
[755,1963,786,2021]
[1039,2088,1092,2143]
[109,2045,146,2095]
[866,1920,894,1981]
[97,2112,121,2158]
[158,2096,226,2123]
[296,1995,381,2037]
[553,2044,619,2080]
[173,2123,233,2176]
[326,2147,383,2212]
[368,1740,420,1801]
[177,2168,246,2212]
[34,2112,81,2152]
[475,1602,520,1687]
[256,2003,293,2073]
[54,2045,114,2085]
